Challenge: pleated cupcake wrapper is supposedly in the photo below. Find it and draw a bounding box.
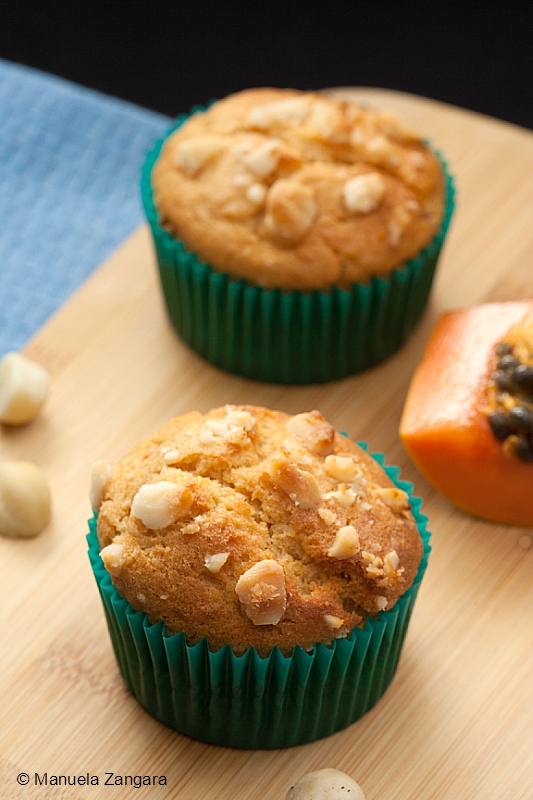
[141,107,455,384]
[87,446,431,749]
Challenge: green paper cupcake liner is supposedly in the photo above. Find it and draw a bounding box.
[141,107,455,384]
[87,445,431,749]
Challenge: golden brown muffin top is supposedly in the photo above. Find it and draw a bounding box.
[96,406,423,655]
[152,88,445,292]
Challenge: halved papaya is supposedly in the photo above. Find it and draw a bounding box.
[399,300,533,526]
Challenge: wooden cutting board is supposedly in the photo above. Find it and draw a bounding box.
[1,89,532,800]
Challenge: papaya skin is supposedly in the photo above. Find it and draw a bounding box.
[400,300,533,526]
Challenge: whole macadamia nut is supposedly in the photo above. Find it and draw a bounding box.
[0,461,52,537]
[286,769,366,800]
[0,351,50,425]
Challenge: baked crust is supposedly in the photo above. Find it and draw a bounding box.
[97,406,423,655]
[152,88,445,292]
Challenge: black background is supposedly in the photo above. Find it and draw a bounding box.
[2,0,532,129]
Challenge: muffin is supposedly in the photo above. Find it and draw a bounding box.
[141,87,455,383]
[88,405,431,747]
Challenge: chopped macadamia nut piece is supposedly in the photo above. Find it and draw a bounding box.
[269,459,321,508]
[181,520,201,535]
[247,97,311,128]
[367,133,391,156]
[199,406,255,445]
[323,484,357,507]
[205,552,230,573]
[324,455,358,482]
[0,351,50,425]
[285,411,335,456]
[381,550,403,585]
[90,460,113,512]
[242,140,280,177]
[162,448,181,464]
[264,180,316,243]
[343,172,385,214]
[405,197,422,213]
[232,171,253,187]
[306,100,344,140]
[264,97,310,123]
[394,200,419,228]
[131,481,194,529]
[384,549,400,572]
[246,182,267,205]
[100,543,125,576]
[318,507,336,525]
[362,550,384,578]
[241,141,276,176]
[286,769,366,800]
[409,150,426,167]
[388,219,402,247]
[235,560,287,625]
[366,133,394,158]
[323,614,343,630]
[279,436,313,466]
[376,596,388,611]
[0,461,51,538]
[374,486,410,511]
[221,197,255,220]
[328,525,360,559]
[175,135,225,175]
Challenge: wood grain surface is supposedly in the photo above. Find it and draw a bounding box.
[1,89,532,800]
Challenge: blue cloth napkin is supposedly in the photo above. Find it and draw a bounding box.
[0,58,171,354]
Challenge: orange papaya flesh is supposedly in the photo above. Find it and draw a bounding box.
[399,300,533,526]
